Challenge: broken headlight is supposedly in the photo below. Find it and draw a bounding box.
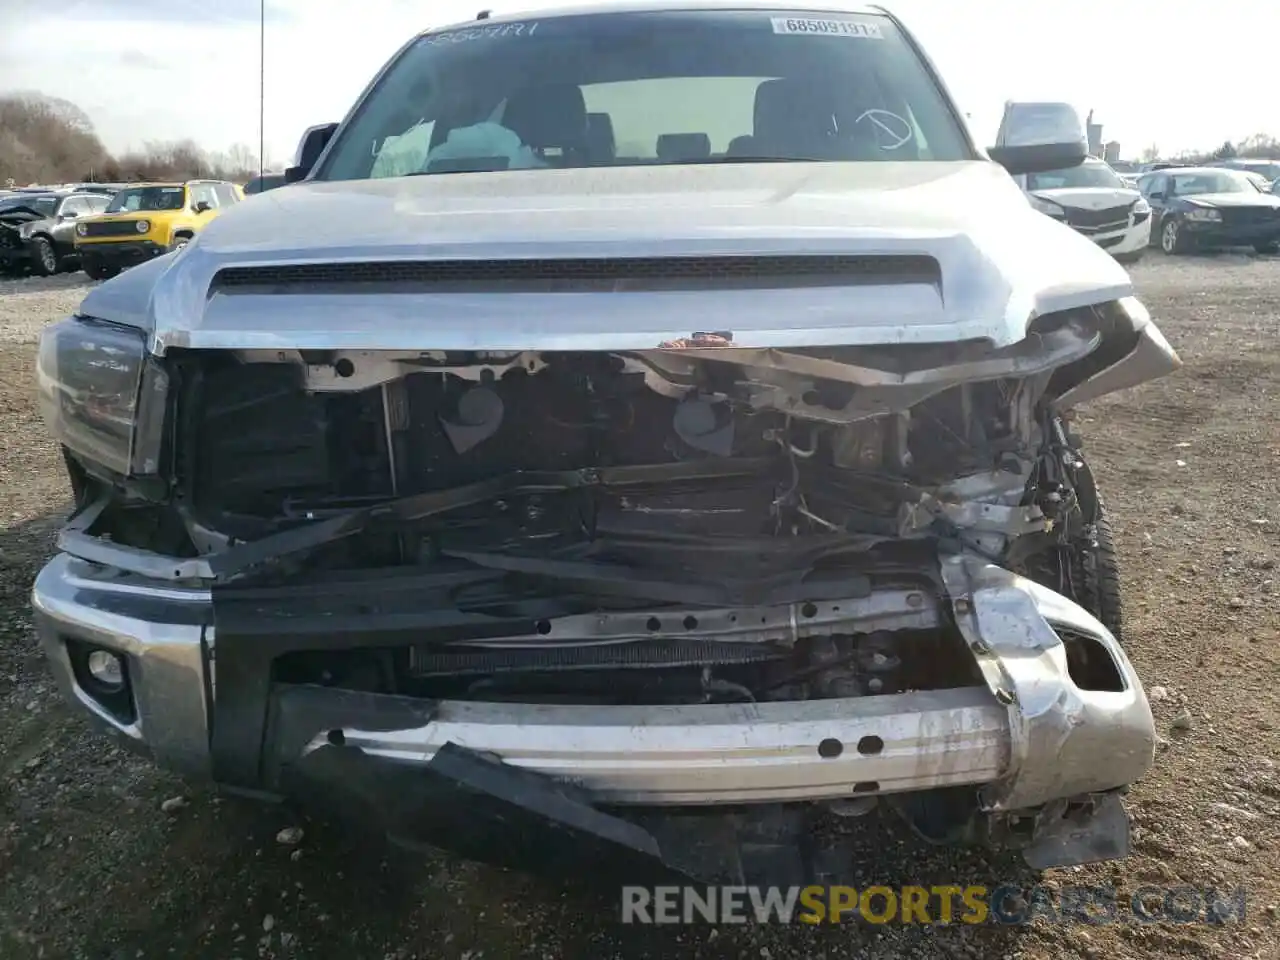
[35,317,167,478]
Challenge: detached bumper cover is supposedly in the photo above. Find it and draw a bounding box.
[32,551,1155,871]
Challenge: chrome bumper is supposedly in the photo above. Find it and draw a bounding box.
[31,553,214,778]
[31,551,1155,808]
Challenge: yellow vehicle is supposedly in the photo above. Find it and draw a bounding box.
[74,179,244,279]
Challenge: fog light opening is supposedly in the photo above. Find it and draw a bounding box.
[64,637,135,723]
[86,649,125,692]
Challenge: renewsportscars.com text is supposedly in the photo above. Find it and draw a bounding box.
[620,884,1248,925]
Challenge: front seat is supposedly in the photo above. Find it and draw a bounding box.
[586,112,616,165]
[752,78,840,160]
[501,83,589,167]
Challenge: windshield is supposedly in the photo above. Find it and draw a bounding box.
[1026,161,1124,191]
[1228,162,1280,180]
[319,10,971,180]
[1169,171,1254,196]
[105,186,186,213]
[0,195,56,216]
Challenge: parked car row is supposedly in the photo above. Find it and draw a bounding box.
[1017,155,1280,259]
[0,173,288,279]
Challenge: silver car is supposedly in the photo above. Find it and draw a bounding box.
[32,1,1178,883]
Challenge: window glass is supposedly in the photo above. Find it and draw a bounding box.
[59,197,89,216]
[321,9,971,180]
[190,183,218,207]
[106,186,185,213]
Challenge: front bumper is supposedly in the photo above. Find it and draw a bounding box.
[76,240,167,269]
[0,237,31,267]
[1182,219,1280,247]
[1065,216,1150,256]
[33,551,1155,874]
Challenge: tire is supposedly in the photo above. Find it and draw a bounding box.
[82,259,119,281]
[1159,217,1191,255]
[1114,251,1143,265]
[1254,241,1280,255]
[169,234,192,254]
[29,236,59,276]
[1020,450,1124,643]
[1074,492,1124,644]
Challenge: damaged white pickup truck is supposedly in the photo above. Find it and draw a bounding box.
[32,1,1180,883]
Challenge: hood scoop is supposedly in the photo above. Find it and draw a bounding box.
[208,254,941,297]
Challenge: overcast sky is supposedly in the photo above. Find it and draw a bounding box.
[0,0,1269,166]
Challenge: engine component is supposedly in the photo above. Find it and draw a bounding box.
[439,385,505,454]
[672,395,735,456]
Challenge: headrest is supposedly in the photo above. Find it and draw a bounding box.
[501,84,588,151]
[753,78,838,156]
[656,133,712,162]
[586,112,616,162]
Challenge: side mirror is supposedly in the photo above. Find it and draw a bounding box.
[193,200,212,214]
[989,142,1088,176]
[285,122,339,183]
[989,100,1089,176]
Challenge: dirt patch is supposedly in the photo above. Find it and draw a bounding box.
[0,259,1277,959]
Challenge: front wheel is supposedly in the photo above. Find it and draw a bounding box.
[1160,217,1191,255]
[1254,241,1279,255]
[1020,453,1124,643]
[29,236,59,276]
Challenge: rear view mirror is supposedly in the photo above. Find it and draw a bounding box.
[285,122,339,183]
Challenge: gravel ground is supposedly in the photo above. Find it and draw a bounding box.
[0,256,1277,960]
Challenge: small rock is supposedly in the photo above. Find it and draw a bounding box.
[1261,580,1274,594]
[280,932,295,948]
[262,914,275,933]
[276,826,304,846]
[1228,597,1246,610]
[1255,558,1276,571]
[1175,459,1187,467]
[160,796,188,814]
[290,849,303,862]
[1230,836,1254,852]
[1212,802,1260,821]
[1171,710,1194,734]
[1149,685,1170,702]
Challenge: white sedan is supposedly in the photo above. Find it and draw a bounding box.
[1016,157,1152,263]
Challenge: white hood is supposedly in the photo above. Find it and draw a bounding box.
[79,161,1134,354]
